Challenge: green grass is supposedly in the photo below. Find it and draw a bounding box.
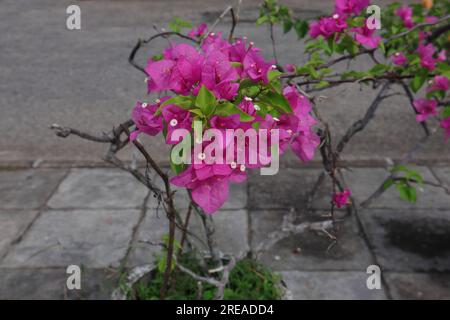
[134,254,282,300]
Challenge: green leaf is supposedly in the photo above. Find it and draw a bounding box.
[283,19,293,33]
[383,178,395,190]
[293,19,309,39]
[396,183,417,203]
[442,107,450,118]
[410,74,426,93]
[257,91,292,113]
[256,15,270,25]
[231,61,242,68]
[268,70,282,82]
[195,85,217,116]
[215,102,254,122]
[314,80,330,89]
[156,95,193,115]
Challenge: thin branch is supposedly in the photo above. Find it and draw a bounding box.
[399,80,430,136]
[335,82,390,156]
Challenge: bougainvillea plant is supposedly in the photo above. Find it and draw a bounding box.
[52,0,449,300]
[130,31,320,214]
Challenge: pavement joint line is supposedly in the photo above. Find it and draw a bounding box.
[339,172,393,300]
[0,168,71,264]
[428,166,450,196]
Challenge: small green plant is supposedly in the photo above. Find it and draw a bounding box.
[383,165,424,203]
[134,253,283,300]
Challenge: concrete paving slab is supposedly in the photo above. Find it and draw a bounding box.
[2,209,141,268]
[251,210,373,271]
[384,272,450,300]
[342,167,450,209]
[48,169,148,209]
[248,168,333,210]
[0,169,67,209]
[0,210,39,258]
[0,268,117,300]
[359,209,450,272]
[280,271,387,300]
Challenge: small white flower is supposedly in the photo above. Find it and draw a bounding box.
[395,52,400,57]
[170,119,178,127]
[198,153,206,160]
[253,104,261,111]
[244,97,253,102]
[240,164,246,172]
[155,98,161,104]
[271,64,277,69]
[250,41,254,46]
[210,32,215,36]
[273,117,280,121]
[144,77,149,83]
[333,14,339,19]
[141,102,148,108]
[230,161,237,169]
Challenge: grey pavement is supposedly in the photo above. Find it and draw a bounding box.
[1,0,449,169]
[1,166,450,299]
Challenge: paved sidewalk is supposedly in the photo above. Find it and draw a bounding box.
[1,165,449,299]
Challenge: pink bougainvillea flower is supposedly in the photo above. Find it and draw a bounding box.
[440,118,450,141]
[238,97,258,118]
[243,50,274,84]
[290,130,321,162]
[162,104,192,144]
[130,100,165,141]
[417,43,438,71]
[334,0,370,15]
[145,59,176,92]
[332,189,351,208]
[188,23,207,38]
[350,24,381,49]
[413,98,438,122]
[395,6,414,28]
[201,32,231,54]
[309,14,347,39]
[390,52,408,66]
[427,75,449,92]
[210,114,241,130]
[281,86,320,162]
[201,50,238,99]
[437,49,447,62]
[284,64,296,72]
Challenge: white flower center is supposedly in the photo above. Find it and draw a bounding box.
[273,117,280,121]
[230,161,237,169]
[170,119,178,127]
[240,164,246,172]
[198,153,206,160]
[333,14,339,19]
[244,97,253,102]
[141,102,148,108]
[155,98,161,104]
[254,104,261,111]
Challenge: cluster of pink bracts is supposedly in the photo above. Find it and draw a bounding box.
[130,29,321,213]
